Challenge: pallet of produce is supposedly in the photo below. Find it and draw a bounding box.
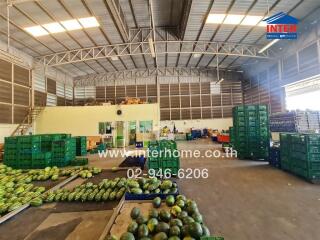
[103,195,216,240]
[125,178,179,200]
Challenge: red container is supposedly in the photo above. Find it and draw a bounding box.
[217,135,230,143]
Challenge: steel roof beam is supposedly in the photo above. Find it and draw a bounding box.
[101,0,136,69]
[73,67,226,87]
[128,0,147,68]
[104,0,129,41]
[37,40,272,67]
[149,0,158,68]
[178,0,192,40]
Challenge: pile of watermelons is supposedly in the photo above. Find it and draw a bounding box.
[0,165,47,215]
[42,178,178,203]
[59,166,102,179]
[127,179,178,195]
[111,195,210,240]
[0,164,103,216]
[42,177,127,203]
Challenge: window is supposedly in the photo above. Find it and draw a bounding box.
[285,75,320,111]
[139,121,153,133]
[286,90,320,111]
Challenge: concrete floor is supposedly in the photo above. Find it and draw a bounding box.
[84,139,320,239]
[1,139,319,240]
[176,139,320,240]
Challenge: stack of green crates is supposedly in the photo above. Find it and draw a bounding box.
[31,152,52,169]
[4,134,77,169]
[233,105,270,160]
[75,136,87,156]
[147,140,180,176]
[279,133,292,171]
[4,135,52,169]
[51,138,76,167]
[229,127,234,148]
[280,133,320,182]
[40,134,70,151]
[3,136,19,168]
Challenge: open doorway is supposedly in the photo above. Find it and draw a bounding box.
[285,75,320,111]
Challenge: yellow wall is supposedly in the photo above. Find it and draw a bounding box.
[34,104,160,136]
[0,124,18,143]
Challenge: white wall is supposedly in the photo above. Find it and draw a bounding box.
[0,124,18,143]
[160,118,233,133]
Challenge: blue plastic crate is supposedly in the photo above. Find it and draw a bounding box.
[125,191,179,200]
[136,142,143,148]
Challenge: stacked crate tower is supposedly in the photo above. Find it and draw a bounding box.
[233,105,270,160]
[280,133,320,182]
[4,134,76,169]
[75,136,87,156]
[4,135,51,169]
[51,138,76,167]
[148,140,180,176]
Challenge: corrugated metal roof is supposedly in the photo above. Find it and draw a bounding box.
[0,0,318,76]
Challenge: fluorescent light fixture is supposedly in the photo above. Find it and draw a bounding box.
[224,14,244,25]
[241,15,263,26]
[78,17,100,28]
[258,39,279,53]
[148,37,156,58]
[216,78,224,84]
[43,22,65,33]
[24,26,49,37]
[206,14,226,24]
[193,53,201,58]
[61,19,82,31]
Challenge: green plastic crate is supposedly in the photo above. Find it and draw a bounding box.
[148,161,160,169]
[308,153,320,161]
[162,161,180,168]
[70,158,88,166]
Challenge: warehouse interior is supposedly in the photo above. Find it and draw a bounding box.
[0,0,320,239]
